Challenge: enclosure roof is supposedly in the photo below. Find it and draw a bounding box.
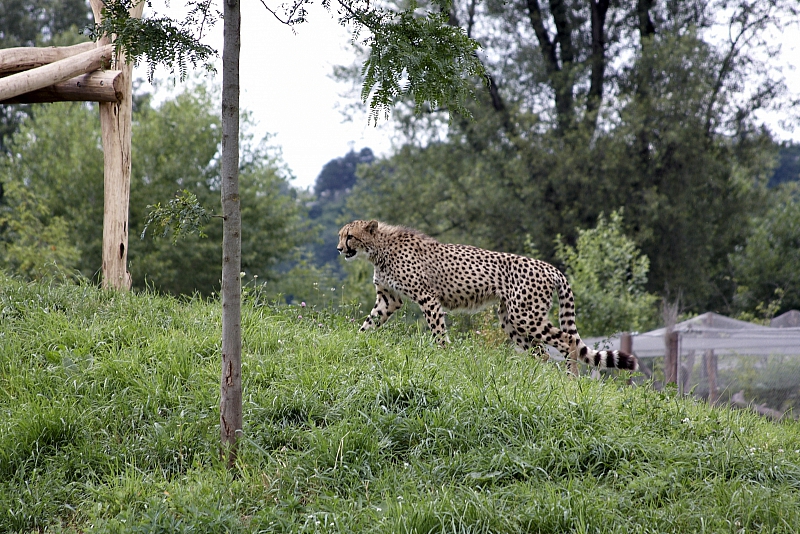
[772,310,800,328]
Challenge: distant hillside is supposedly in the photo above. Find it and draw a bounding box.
[770,142,800,187]
[306,148,375,271]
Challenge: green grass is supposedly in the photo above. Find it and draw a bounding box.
[2,275,800,533]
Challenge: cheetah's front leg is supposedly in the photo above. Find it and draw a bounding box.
[360,285,404,332]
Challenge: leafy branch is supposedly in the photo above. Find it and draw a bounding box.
[351,2,485,122]
[141,190,214,244]
[91,0,483,121]
[88,0,218,81]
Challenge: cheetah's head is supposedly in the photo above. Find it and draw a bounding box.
[337,220,379,261]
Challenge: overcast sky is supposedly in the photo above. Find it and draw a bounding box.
[137,2,394,191]
[137,2,800,191]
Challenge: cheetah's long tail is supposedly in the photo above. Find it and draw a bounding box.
[574,343,639,371]
[553,270,639,371]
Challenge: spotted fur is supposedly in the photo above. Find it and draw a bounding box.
[338,220,638,373]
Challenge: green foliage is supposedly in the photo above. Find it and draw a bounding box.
[2,275,800,532]
[731,184,800,314]
[0,102,106,279]
[0,86,312,295]
[354,3,485,121]
[141,189,211,243]
[0,181,80,281]
[89,0,217,81]
[555,211,658,337]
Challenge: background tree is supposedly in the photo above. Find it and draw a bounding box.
[730,183,800,316]
[0,87,310,294]
[0,180,80,281]
[769,142,800,187]
[308,147,374,269]
[0,0,94,152]
[347,0,797,315]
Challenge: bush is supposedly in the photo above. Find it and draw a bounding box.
[555,210,658,337]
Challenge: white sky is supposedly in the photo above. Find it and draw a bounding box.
[137,1,394,191]
[137,2,800,191]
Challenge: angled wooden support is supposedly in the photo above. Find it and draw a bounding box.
[0,42,97,75]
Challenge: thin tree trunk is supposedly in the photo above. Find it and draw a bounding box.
[220,0,243,468]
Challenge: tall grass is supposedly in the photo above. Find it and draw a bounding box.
[1,274,799,533]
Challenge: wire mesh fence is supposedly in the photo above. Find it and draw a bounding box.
[584,311,800,420]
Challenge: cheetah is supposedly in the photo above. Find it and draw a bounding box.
[337,220,638,374]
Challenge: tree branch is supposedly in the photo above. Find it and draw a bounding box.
[525,0,558,74]
[585,0,609,127]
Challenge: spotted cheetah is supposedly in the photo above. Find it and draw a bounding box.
[338,220,638,373]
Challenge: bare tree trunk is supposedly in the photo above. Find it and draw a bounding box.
[585,0,609,127]
[220,0,243,468]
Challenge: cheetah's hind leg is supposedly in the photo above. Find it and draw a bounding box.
[497,302,551,362]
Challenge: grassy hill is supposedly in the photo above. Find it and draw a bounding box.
[1,275,799,533]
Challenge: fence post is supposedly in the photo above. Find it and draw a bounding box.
[704,349,718,404]
[621,332,634,384]
[665,331,679,385]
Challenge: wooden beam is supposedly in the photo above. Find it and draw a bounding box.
[0,44,113,102]
[1,70,122,104]
[0,42,97,76]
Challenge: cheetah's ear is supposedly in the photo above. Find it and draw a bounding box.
[366,220,378,234]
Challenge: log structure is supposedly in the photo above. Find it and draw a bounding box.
[2,70,123,104]
[0,1,144,290]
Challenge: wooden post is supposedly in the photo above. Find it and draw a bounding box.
[703,349,718,404]
[621,332,633,385]
[665,331,679,385]
[89,0,144,290]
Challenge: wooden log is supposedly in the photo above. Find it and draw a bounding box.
[0,44,114,102]
[1,70,122,104]
[731,391,784,420]
[0,42,97,76]
[89,0,145,290]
